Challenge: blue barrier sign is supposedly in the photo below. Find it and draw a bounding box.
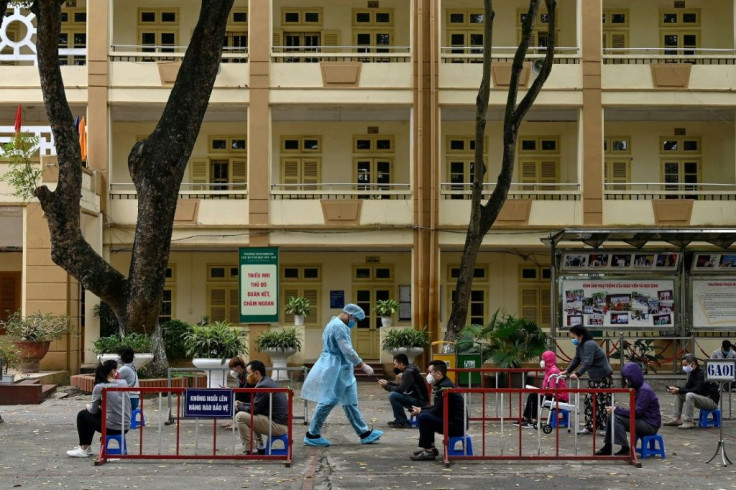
[184,388,234,418]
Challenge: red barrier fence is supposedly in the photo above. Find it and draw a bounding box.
[439,386,640,467]
[98,386,293,466]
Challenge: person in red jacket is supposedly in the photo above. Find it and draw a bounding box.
[515,350,569,428]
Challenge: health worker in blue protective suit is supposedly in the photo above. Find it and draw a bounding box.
[302,303,383,447]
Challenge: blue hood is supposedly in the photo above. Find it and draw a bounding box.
[621,362,644,389]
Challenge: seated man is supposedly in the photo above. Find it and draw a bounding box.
[664,354,720,429]
[407,360,465,461]
[378,353,429,428]
[596,362,660,456]
[235,360,289,454]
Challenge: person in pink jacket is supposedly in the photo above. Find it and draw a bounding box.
[515,350,569,428]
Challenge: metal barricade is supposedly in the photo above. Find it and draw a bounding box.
[439,385,639,467]
[98,386,293,466]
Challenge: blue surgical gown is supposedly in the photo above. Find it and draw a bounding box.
[301,316,363,406]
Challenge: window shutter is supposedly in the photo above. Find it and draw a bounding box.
[520,161,537,183]
[283,287,299,323]
[611,32,627,49]
[520,287,539,323]
[282,158,300,185]
[190,159,208,184]
[303,288,319,325]
[609,160,629,184]
[228,287,239,324]
[540,286,551,327]
[273,30,282,47]
[539,161,558,183]
[321,30,340,52]
[210,287,227,322]
[302,159,320,186]
[230,158,247,188]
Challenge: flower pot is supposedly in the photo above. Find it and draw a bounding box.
[97,352,154,370]
[388,347,424,365]
[263,347,297,381]
[15,341,51,373]
[97,353,120,365]
[380,317,392,327]
[294,315,305,327]
[192,358,231,388]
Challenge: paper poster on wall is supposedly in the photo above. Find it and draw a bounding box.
[561,278,675,329]
[239,247,279,323]
[692,279,736,328]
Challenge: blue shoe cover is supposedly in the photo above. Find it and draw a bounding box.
[360,429,383,445]
[304,435,330,447]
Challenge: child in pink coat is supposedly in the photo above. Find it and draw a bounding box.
[515,350,569,428]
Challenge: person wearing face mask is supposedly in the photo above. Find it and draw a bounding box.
[664,354,720,429]
[595,362,660,456]
[408,360,465,461]
[301,303,383,446]
[377,353,429,428]
[234,360,289,455]
[222,356,255,430]
[515,350,569,428]
[564,325,613,435]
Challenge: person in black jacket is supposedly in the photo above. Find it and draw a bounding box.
[378,353,429,428]
[408,360,465,461]
[663,354,720,429]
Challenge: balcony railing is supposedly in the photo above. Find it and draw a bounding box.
[440,182,580,201]
[439,46,580,64]
[603,47,736,65]
[271,45,410,63]
[271,183,411,200]
[109,44,248,63]
[604,182,736,200]
[110,182,248,200]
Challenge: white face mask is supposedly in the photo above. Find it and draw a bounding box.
[230,370,239,379]
[682,365,693,374]
[539,360,546,369]
[426,373,435,385]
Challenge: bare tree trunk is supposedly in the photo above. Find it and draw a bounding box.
[30,0,234,374]
[445,0,557,340]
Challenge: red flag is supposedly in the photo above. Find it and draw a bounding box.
[14,104,21,136]
[79,116,87,161]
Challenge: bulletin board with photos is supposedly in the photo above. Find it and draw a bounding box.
[561,251,680,272]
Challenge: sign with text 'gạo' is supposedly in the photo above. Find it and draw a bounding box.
[705,359,736,382]
[239,247,279,323]
[183,389,234,418]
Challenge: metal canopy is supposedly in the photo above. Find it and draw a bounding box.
[544,228,736,251]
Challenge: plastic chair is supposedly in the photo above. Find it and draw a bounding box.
[549,408,570,429]
[636,434,666,459]
[104,434,128,455]
[130,409,145,429]
[263,433,289,456]
[698,409,721,428]
[409,413,419,427]
[447,435,473,456]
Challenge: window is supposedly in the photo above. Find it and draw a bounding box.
[659,8,699,57]
[222,8,247,62]
[189,136,247,191]
[517,8,559,49]
[602,9,629,53]
[282,266,321,326]
[518,265,551,328]
[604,136,631,189]
[352,8,393,54]
[353,135,393,198]
[518,136,559,191]
[138,8,179,57]
[274,8,339,62]
[660,135,700,198]
[158,266,176,324]
[445,136,487,199]
[446,9,484,59]
[59,4,86,65]
[448,265,488,326]
[207,265,240,323]
[280,136,321,189]
[353,264,394,329]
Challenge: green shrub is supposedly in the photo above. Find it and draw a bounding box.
[255,327,302,352]
[184,321,247,361]
[93,302,119,338]
[161,320,192,359]
[381,327,429,351]
[93,333,153,355]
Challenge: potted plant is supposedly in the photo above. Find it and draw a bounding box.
[380,327,429,365]
[374,299,400,327]
[184,321,247,388]
[0,338,21,383]
[92,333,155,369]
[3,311,69,372]
[284,296,310,326]
[254,327,303,381]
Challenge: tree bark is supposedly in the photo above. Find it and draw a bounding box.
[30,0,234,373]
[445,0,557,340]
